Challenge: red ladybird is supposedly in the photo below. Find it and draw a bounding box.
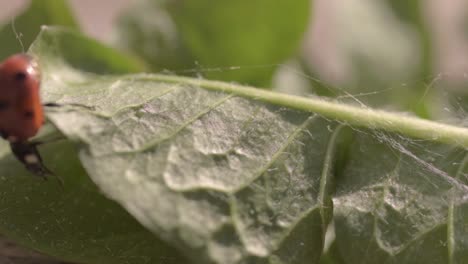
[0,54,52,178]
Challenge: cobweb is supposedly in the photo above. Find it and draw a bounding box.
[167,59,468,258]
[170,61,468,186]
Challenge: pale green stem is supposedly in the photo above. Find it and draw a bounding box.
[150,74,468,148]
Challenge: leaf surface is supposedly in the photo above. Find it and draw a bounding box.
[35,27,335,264]
[1,26,468,264]
[333,132,468,264]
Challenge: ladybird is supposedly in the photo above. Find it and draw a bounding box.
[0,54,53,178]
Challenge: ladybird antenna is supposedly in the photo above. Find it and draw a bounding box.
[11,18,25,53]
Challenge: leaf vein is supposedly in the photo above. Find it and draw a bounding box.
[111,93,235,154]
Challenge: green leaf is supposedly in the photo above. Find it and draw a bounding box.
[0,0,79,60]
[384,0,433,116]
[0,135,186,264]
[0,27,185,263]
[5,26,468,264]
[333,132,468,264]
[319,239,346,264]
[33,26,146,75]
[169,0,311,86]
[302,1,433,117]
[118,0,311,86]
[116,0,193,72]
[34,26,334,263]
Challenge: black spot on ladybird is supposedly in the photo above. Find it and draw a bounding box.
[14,71,27,81]
[24,111,34,119]
[0,100,9,111]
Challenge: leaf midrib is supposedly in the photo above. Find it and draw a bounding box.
[47,72,468,148]
[135,74,468,148]
[102,94,235,155]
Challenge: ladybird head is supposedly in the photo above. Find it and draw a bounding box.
[0,54,41,113]
[0,54,40,88]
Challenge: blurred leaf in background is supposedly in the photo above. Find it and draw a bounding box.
[116,0,193,73]
[444,4,468,122]
[0,0,78,60]
[117,0,311,87]
[38,26,145,75]
[302,0,433,117]
[385,0,433,116]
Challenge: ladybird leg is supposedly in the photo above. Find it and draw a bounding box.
[42,102,60,107]
[43,102,95,110]
[0,131,20,143]
[9,141,51,177]
[0,130,8,140]
[9,141,57,180]
[28,136,66,147]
